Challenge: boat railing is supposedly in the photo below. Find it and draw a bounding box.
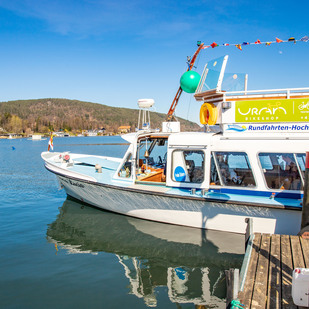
[223,87,309,100]
[194,87,309,103]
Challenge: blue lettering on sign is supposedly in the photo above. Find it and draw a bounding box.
[174,166,186,182]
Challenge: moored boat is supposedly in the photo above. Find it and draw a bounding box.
[28,134,47,140]
[42,42,309,235]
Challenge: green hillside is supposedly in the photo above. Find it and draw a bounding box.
[0,98,200,135]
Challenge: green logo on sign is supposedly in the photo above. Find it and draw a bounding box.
[235,98,309,123]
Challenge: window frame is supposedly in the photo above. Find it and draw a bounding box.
[258,152,304,191]
[170,148,207,187]
[210,151,256,188]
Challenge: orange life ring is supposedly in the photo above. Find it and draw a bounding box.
[200,103,218,125]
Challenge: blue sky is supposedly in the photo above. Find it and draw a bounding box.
[0,0,308,123]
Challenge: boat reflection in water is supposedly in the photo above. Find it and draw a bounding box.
[47,198,245,308]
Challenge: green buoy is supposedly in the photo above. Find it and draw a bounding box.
[180,71,201,93]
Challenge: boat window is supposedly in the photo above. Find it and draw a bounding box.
[136,137,168,182]
[172,150,204,183]
[259,153,303,190]
[212,152,256,187]
[118,153,132,178]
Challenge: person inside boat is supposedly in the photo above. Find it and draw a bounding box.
[217,154,229,180]
[281,154,301,190]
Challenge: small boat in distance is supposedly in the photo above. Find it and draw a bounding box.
[42,42,309,235]
[28,134,47,141]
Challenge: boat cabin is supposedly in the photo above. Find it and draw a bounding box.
[116,130,305,197]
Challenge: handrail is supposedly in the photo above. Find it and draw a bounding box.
[223,87,309,96]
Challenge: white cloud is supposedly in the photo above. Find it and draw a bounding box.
[0,0,216,38]
[0,0,156,35]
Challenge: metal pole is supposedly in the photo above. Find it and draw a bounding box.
[301,152,309,230]
[166,42,204,121]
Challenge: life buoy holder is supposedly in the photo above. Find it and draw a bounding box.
[200,102,218,125]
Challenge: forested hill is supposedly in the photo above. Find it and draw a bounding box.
[0,98,200,134]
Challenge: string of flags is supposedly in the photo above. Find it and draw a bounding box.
[201,36,309,51]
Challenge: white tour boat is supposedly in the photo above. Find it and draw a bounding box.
[42,43,309,235]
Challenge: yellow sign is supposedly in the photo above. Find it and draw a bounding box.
[235,98,309,123]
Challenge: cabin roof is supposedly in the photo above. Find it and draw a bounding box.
[168,132,215,146]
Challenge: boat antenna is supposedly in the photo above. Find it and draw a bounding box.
[166,41,204,121]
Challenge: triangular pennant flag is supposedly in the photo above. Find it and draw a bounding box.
[242,42,250,45]
[210,42,218,48]
[300,36,309,42]
[266,42,271,46]
[235,44,242,50]
[223,43,230,46]
[276,38,283,43]
[255,39,261,44]
[288,37,296,43]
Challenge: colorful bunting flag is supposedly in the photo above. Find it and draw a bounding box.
[198,36,307,52]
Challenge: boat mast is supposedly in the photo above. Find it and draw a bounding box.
[166,42,204,121]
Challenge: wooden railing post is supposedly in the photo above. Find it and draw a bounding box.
[225,268,239,308]
[245,218,253,250]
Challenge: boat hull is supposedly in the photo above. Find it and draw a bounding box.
[55,173,301,235]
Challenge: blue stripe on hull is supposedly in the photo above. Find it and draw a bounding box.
[209,187,302,200]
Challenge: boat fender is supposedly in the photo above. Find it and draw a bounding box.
[199,102,218,125]
[63,154,70,162]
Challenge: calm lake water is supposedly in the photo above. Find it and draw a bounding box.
[0,136,244,308]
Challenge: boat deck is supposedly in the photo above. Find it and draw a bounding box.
[238,233,309,308]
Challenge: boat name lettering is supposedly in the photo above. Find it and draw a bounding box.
[69,179,85,188]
